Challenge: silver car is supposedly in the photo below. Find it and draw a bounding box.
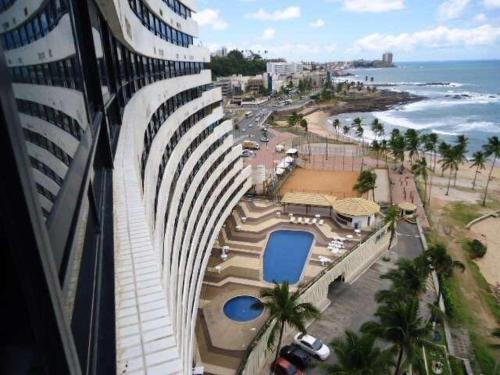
[293,333,331,360]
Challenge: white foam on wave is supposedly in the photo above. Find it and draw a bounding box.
[373,111,443,131]
[455,121,500,133]
[401,92,500,112]
[430,129,459,136]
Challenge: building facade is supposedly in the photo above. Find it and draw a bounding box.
[382,52,393,65]
[266,61,303,76]
[0,0,250,374]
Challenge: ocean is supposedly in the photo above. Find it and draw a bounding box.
[330,60,500,154]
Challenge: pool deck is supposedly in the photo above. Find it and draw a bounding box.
[196,198,374,374]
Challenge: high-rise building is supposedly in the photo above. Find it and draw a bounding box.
[382,52,393,65]
[266,62,303,76]
[0,1,250,374]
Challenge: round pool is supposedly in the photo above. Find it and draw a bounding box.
[223,295,263,322]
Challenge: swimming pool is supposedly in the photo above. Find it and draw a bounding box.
[263,230,314,284]
[223,295,264,322]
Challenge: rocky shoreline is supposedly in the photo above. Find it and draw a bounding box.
[317,89,424,116]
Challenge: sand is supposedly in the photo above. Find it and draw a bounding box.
[469,217,500,286]
[280,168,360,198]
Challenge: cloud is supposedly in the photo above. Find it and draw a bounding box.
[353,24,500,52]
[483,0,500,8]
[193,9,228,30]
[261,28,276,40]
[310,19,326,28]
[438,0,470,20]
[246,6,301,21]
[474,13,487,22]
[329,0,405,12]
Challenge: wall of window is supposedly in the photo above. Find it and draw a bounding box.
[128,0,194,47]
[0,0,16,13]
[0,0,68,50]
[30,156,65,186]
[157,0,192,19]
[17,98,83,140]
[23,128,73,167]
[9,55,82,90]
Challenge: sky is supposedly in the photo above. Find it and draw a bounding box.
[193,0,500,62]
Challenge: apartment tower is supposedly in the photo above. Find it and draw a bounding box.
[0,0,250,374]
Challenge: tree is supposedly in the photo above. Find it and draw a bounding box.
[482,136,500,206]
[378,257,430,303]
[354,170,377,197]
[371,140,382,168]
[452,136,468,187]
[333,118,341,138]
[300,118,311,157]
[288,112,299,128]
[426,243,464,303]
[371,118,385,141]
[439,145,459,196]
[389,134,406,168]
[384,205,400,251]
[470,151,487,190]
[321,331,395,374]
[427,133,439,172]
[404,129,420,166]
[412,158,430,206]
[438,142,451,177]
[257,282,320,370]
[380,139,389,167]
[361,299,431,375]
[342,125,350,139]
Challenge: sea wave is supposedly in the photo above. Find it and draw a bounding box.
[454,121,500,133]
[373,112,442,131]
[401,92,500,112]
[376,81,464,88]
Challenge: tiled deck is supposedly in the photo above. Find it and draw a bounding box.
[195,198,371,374]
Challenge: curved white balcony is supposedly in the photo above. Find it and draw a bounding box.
[143,0,199,38]
[20,113,80,157]
[184,170,251,365]
[5,14,76,67]
[96,0,209,63]
[0,0,45,33]
[26,143,69,178]
[13,83,89,130]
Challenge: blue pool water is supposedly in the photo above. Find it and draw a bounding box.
[223,296,263,322]
[263,230,314,284]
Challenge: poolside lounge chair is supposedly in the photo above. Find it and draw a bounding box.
[290,216,296,224]
[318,219,325,226]
[311,218,317,224]
[305,218,311,225]
[298,217,303,224]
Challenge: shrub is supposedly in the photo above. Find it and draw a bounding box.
[468,239,487,259]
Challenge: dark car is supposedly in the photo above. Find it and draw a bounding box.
[279,344,311,370]
[271,358,304,375]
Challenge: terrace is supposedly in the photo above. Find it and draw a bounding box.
[195,197,378,374]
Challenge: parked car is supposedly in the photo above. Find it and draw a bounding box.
[242,150,253,157]
[279,345,311,370]
[293,333,331,360]
[271,358,304,375]
[260,137,269,143]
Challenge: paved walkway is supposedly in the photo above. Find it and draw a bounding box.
[306,222,424,374]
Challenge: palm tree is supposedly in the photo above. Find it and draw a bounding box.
[371,140,382,168]
[361,299,431,375]
[257,282,320,370]
[380,139,389,167]
[482,136,500,206]
[384,205,400,251]
[438,142,451,177]
[427,133,439,172]
[354,170,377,197]
[426,243,464,303]
[470,151,486,190]
[378,257,430,303]
[412,158,430,206]
[321,331,395,374]
[371,118,385,141]
[300,118,311,157]
[452,136,468,187]
[288,112,298,127]
[333,118,341,139]
[440,146,459,196]
[342,125,350,139]
[405,129,420,166]
[389,134,406,169]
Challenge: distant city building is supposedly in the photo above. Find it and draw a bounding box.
[382,52,393,65]
[266,62,303,76]
[212,46,228,57]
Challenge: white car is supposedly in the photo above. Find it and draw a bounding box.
[293,333,330,360]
